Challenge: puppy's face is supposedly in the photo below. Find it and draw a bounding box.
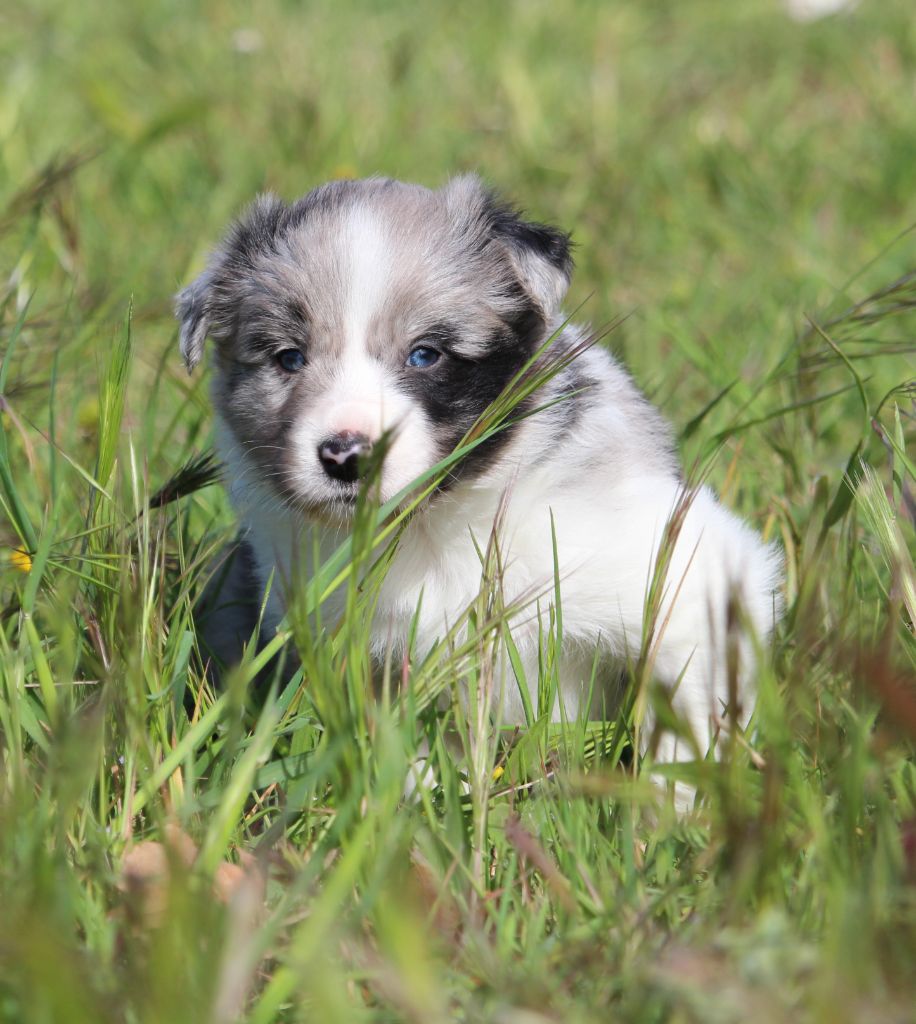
[176,176,571,521]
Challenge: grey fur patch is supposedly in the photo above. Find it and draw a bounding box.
[175,175,572,370]
[174,174,578,502]
[175,270,212,372]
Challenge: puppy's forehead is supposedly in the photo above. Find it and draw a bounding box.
[244,182,506,356]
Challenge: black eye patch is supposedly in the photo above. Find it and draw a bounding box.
[396,303,548,488]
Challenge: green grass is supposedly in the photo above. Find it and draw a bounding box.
[1,0,915,1020]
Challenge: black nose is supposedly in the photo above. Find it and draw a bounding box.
[318,431,372,483]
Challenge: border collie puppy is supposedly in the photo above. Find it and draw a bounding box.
[176,175,781,772]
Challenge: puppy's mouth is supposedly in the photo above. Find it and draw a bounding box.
[288,481,363,527]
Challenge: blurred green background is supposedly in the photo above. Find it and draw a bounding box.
[1,2,915,1022]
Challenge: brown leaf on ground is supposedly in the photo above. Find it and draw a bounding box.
[118,825,199,927]
[214,849,267,907]
[117,826,265,930]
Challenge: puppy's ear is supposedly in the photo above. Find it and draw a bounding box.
[175,269,213,373]
[488,200,573,317]
[446,175,573,317]
[175,194,287,373]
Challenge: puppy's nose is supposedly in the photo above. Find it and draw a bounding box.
[318,431,372,483]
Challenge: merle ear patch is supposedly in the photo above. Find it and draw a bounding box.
[174,194,288,372]
[489,204,572,278]
[175,270,212,373]
[486,194,573,317]
[223,193,287,271]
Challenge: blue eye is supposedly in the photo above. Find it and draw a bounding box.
[277,349,305,372]
[406,346,441,368]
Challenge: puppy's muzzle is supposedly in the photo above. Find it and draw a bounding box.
[318,431,373,483]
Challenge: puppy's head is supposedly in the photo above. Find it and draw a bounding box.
[175,175,572,521]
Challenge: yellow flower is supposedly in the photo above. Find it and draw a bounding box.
[491,765,505,782]
[10,548,32,573]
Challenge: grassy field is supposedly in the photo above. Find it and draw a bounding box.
[1,0,915,1020]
